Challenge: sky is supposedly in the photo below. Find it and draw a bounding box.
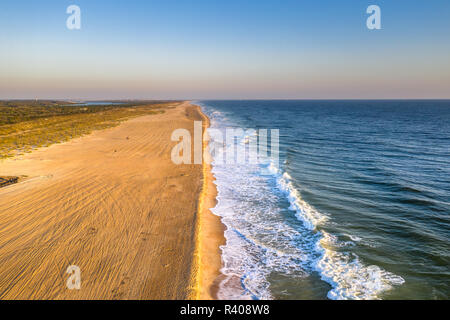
[0,0,449,99]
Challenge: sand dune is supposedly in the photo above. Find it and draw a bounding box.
[0,102,222,300]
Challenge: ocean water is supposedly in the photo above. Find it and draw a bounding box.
[197,100,450,300]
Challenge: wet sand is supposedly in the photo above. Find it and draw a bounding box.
[0,101,224,300]
[192,106,226,300]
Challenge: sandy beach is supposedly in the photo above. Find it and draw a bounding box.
[193,108,226,300]
[0,101,224,300]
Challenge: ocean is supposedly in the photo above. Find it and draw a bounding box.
[198,100,450,300]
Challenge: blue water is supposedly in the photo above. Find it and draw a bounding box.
[198,100,450,300]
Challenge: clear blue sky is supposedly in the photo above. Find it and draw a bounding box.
[1,0,449,99]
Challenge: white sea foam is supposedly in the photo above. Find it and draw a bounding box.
[210,162,312,300]
[271,161,405,300]
[315,232,405,300]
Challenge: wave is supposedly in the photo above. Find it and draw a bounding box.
[269,162,405,300]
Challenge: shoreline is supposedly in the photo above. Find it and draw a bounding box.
[191,104,226,300]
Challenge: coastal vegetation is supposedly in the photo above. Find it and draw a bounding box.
[0,100,177,159]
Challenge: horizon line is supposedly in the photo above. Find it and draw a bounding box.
[2,98,450,101]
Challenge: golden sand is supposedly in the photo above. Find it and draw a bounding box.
[190,105,226,300]
[0,102,224,300]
